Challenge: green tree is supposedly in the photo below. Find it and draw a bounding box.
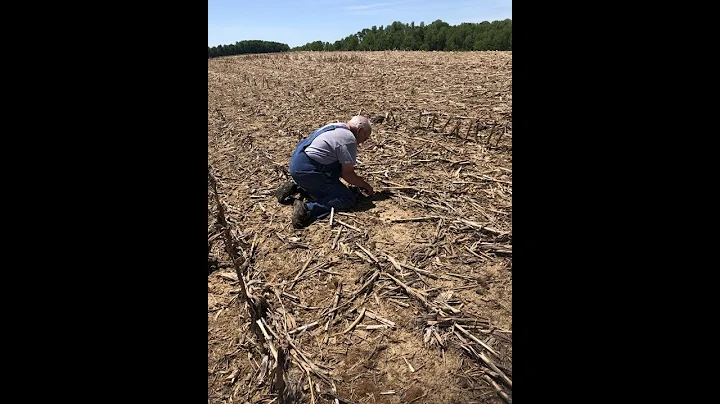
[446,32,460,51]
[290,18,511,52]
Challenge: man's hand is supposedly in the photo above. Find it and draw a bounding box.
[342,163,375,196]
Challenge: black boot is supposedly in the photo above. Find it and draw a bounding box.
[292,199,311,229]
[274,180,298,203]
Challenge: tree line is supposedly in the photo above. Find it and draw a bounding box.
[293,19,511,52]
[208,19,511,58]
[208,40,290,58]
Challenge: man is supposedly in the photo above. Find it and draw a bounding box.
[275,116,375,228]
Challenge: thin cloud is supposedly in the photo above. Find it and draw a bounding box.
[345,0,417,11]
[348,8,393,15]
[308,0,356,5]
[346,2,394,10]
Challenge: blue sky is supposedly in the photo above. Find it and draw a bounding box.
[208,0,512,48]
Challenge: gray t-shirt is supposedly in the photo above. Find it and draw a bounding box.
[304,123,357,165]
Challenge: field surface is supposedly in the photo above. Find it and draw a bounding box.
[208,51,512,404]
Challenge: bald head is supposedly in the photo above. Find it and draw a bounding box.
[347,115,372,144]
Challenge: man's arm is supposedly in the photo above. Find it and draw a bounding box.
[341,163,375,195]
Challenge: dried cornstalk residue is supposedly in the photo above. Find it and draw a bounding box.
[209,51,512,403]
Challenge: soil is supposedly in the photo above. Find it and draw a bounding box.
[209,51,512,404]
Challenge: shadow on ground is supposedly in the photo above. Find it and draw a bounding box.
[350,191,392,213]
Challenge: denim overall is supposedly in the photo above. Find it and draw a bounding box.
[289,124,356,219]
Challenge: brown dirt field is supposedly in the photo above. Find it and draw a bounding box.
[208,51,512,404]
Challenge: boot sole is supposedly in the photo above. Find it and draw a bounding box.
[292,200,308,228]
